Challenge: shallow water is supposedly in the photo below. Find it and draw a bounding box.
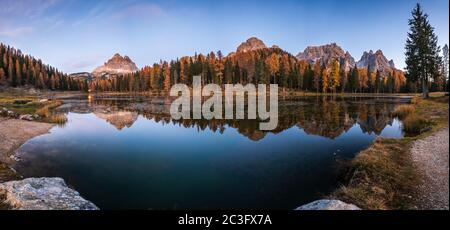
[15,96,407,209]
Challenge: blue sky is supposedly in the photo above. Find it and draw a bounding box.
[0,0,448,73]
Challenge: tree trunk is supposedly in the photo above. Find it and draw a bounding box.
[422,76,429,98]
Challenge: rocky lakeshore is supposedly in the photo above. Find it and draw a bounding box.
[0,117,53,164]
[0,117,98,210]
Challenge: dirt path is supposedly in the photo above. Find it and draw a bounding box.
[411,128,449,210]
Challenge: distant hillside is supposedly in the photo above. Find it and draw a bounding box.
[0,43,87,91]
[69,72,94,81]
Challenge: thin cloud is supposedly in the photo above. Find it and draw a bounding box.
[0,0,63,38]
[0,0,60,18]
[63,54,105,73]
[71,1,113,26]
[0,26,34,37]
[113,3,167,20]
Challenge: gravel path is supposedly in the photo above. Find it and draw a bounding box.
[411,128,449,210]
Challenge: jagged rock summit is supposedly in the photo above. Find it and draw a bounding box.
[92,53,138,78]
[356,49,396,75]
[296,43,399,75]
[237,37,267,53]
[296,43,356,72]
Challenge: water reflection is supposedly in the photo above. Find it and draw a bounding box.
[57,96,406,140]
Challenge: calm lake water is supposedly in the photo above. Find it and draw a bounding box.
[15,95,408,209]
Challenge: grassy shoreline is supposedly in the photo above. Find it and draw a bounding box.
[332,92,449,210]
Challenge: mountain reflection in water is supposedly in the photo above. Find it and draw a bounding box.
[56,96,407,141]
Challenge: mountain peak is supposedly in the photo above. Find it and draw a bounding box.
[93,53,139,77]
[237,37,267,53]
[356,49,395,75]
[389,60,395,68]
[296,43,355,72]
[375,49,384,55]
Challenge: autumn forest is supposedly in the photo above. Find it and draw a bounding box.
[0,42,410,94]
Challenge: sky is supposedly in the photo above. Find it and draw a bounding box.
[0,0,448,73]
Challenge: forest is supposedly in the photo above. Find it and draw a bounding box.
[89,47,410,94]
[1,41,446,95]
[0,43,87,91]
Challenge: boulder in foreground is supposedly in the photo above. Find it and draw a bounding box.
[295,199,361,210]
[0,177,98,210]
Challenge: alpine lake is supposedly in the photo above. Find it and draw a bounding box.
[13,94,409,209]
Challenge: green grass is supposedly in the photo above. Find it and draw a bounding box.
[0,92,66,124]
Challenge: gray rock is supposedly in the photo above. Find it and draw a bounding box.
[0,177,98,210]
[295,199,361,210]
[7,110,16,118]
[19,114,34,121]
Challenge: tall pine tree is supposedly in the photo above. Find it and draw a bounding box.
[405,3,442,98]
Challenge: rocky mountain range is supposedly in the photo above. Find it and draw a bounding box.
[295,43,398,75]
[92,53,138,78]
[71,37,399,80]
[356,50,396,75]
[296,43,356,72]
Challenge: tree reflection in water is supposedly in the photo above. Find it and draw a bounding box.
[56,95,408,141]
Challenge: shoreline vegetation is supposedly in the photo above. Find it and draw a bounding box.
[0,89,448,210]
[19,88,421,99]
[333,92,449,210]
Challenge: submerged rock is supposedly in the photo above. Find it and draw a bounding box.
[0,177,98,210]
[295,199,361,210]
